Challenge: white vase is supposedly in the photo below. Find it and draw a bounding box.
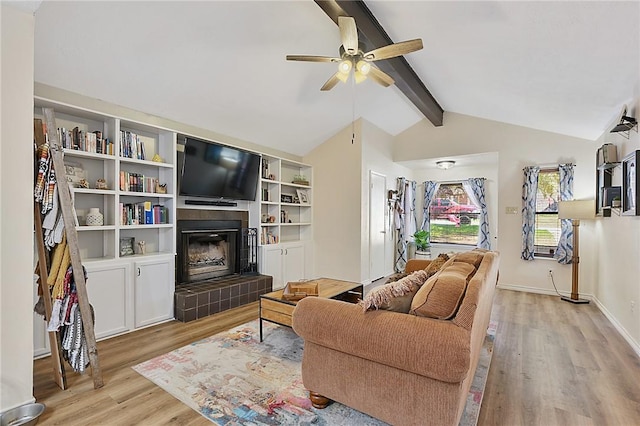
[86,208,104,226]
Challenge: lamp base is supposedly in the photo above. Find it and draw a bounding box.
[561,296,590,304]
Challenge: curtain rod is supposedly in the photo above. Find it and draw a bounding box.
[523,163,576,171]
[419,178,486,186]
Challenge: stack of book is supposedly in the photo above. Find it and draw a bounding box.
[120,201,168,225]
[119,130,146,160]
[58,127,113,155]
[119,171,159,193]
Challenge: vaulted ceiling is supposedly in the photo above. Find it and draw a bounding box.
[34,1,639,157]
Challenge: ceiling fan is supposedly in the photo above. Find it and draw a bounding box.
[286,16,423,91]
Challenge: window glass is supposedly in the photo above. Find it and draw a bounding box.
[429,183,479,245]
[534,169,561,257]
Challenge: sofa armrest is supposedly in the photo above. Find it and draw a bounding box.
[405,258,431,273]
[292,297,471,383]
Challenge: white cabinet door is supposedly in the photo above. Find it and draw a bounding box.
[283,244,305,284]
[86,262,132,339]
[134,257,175,328]
[263,246,284,289]
[261,243,306,290]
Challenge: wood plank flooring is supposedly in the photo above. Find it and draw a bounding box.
[33,291,640,425]
[479,290,640,425]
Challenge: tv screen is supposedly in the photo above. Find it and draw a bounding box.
[179,137,260,201]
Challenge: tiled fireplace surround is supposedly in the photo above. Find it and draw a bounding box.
[174,208,272,322]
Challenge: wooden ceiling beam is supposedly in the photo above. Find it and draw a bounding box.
[314,0,444,127]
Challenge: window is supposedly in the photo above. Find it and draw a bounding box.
[429,183,479,245]
[534,169,561,257]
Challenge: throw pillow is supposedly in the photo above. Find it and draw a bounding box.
[424,253,450,277]
[409,261,476,319]
[384,272,409,284]
[453,251,485,269]
[361,270,429,313]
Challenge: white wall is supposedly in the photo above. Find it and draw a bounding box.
[304,119,413,284]
[593,91,640,353]
[1,4,36,412]
[304,121,363,282]
[361,119,413,282]
[394,112,597,298]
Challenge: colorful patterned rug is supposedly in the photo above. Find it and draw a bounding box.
[133,319,496,425]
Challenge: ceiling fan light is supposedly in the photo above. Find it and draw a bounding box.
[338,59,352,75]
[354,70,368,84]
[356,60,371,75]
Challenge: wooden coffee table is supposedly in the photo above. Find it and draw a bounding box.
[259,278,363,341]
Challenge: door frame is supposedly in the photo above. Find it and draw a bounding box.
[369,171,388,282]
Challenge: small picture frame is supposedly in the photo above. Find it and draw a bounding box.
[281,194,293,203]
[120,237,135,256]
[296,189,310,205]
[64,161,87,188]
[622,150,640,216]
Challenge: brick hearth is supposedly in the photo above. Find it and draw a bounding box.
[174,274,272,322]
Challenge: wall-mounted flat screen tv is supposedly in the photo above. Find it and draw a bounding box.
[179,137,260,201]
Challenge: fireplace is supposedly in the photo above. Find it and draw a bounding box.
[174,209,268,322]
[176,209,257,285]
[179,220,240,283]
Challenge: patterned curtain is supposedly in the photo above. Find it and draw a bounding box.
[463,178,491,249]
[554,164,574,264]
[406,180,417,239]
[394,177,407,272]
[521,166,540,260]
[420,181,440,231]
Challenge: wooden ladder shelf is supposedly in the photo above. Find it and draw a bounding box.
[34,107,103,389]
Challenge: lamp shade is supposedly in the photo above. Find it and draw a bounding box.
[558,200,595,220]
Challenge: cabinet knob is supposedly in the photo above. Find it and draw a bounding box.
[137,267,141,276]
[284,249,288,255]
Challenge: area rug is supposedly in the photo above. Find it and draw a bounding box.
[133,319,496,425]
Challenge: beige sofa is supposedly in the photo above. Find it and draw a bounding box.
[292,250,499,426]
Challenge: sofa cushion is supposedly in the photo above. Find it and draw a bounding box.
[361,270,429,313]
[424,253,450,277]
[410,261,476,319]
[452,250,484,268]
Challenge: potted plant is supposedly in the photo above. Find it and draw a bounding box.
[413,230,430,254]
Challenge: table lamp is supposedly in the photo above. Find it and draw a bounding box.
[557,199,595,304]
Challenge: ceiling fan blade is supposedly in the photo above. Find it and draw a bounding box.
[286,55,341,63]
[363,39,423,61]
[320,72,341,91]
[368,66,394,87]
[338,16,358,55]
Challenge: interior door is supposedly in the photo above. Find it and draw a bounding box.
[369,171,387,281]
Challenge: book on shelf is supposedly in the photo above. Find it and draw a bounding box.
[119,130,146,160]
[119,171,160,193]
[55,126,113,155]
[260,228,278,245]
[120,201,168,225]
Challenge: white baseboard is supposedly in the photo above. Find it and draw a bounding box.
[497,283,639,359]
[496,283,593,300]
[591,296,640,359]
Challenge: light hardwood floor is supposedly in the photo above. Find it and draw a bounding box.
[33,290,640,425]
